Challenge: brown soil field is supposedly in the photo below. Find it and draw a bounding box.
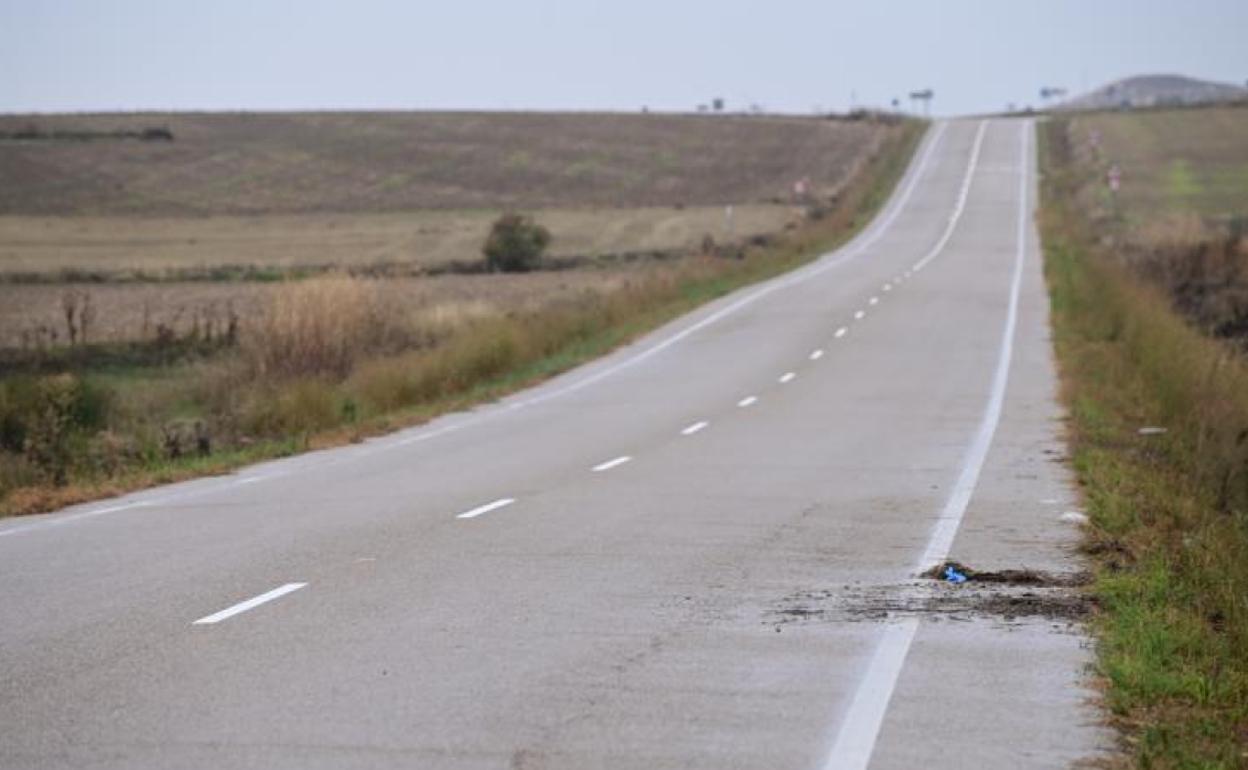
[0,204,795,280]
[0,111,884,216]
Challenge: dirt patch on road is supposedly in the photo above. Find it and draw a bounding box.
[919,560,1092,587]
[769,563,1095,630]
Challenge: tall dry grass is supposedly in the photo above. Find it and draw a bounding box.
[1133,233,1248,350]
[242,275,409,379]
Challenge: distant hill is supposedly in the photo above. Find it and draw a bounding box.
[1060,74,1247,111]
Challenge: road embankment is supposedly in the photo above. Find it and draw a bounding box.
[1039,117,1248,768]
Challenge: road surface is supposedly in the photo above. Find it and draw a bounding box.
[0,119,1108,769]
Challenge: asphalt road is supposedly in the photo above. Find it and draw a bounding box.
[0,119,1109,769]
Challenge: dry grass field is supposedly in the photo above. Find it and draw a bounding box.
[1064,104,1248,227]
[0,270,649,348]
[0,204,794,281]
[0,111,890,346]
[0,109,918,516]
[1059,105,1248,347]
[0,111,881,215]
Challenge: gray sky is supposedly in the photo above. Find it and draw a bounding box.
[2,0,1246,116]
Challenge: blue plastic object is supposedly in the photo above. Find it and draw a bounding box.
[944,565,968,584]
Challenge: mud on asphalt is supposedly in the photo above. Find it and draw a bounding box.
[768,561,1095,632]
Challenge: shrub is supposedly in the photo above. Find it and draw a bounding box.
[24,375,81,486]
[0,375,113,486]
[483,213,551,273]
[161,419,212,460]
[70,377,113,433]
[0,379,34,452]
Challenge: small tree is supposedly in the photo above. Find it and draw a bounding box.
[483,213,551,273]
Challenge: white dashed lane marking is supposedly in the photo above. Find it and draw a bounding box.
[591,456,632,473]
[456,498,516,520]
[681,421,709,436]
[192,583,307,625]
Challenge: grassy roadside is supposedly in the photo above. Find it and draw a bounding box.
[0,121,924,517]
[1039,120,1248,767]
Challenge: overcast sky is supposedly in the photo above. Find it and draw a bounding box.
[2,0,1246,116]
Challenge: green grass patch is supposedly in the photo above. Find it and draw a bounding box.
[1164,159,1202,207]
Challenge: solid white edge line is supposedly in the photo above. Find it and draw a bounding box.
[917,121,1028,569]
[396,423,462,447]
[456,497,516,519]
[823,618,921,770]
[591,455,632,472]
[909,121,987,274]
[0,501,150,538]
[681,421,709,436]
[192,582,308,625]
[823,119,1028,770]
[737,396,758,407]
